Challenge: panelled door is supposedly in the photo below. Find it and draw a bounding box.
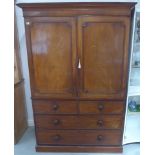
[25,17,77,98]
[77,16,130,99]
[25,16,130,99]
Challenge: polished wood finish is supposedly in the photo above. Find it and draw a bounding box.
[35,115,122,129]
[37,129,121,145]
[33,100,77,114]
[36,145,123,153]
[78,16,130,99]
[26,17,77,98]
[79,101,124,114]
[18,2,135,152]
[17,2,136,17]
[33,100,123,114]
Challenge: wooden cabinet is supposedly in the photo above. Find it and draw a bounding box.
[18,2,136,153]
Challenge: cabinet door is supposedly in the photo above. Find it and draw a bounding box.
[78,16,130,99]
[25,17,77,98]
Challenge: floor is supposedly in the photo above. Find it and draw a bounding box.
[14,127,140,155]
[123,113,140,144]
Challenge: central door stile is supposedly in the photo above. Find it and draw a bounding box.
[71,17,78,97]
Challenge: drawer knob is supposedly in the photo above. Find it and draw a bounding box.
[98,104,104,111]
[53,119,60,125]
[53,135,61,141]
[97,120,104,127]
[53,104,59,111]
[97,135,104,141]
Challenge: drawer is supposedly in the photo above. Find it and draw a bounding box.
[37,130,122,146]
[35,115,123,129]
[79,101,124,114]
[33,100,77,114]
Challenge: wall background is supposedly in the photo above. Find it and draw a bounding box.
[15,0,139,126]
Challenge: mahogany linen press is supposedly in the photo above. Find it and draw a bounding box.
[17,2,136,153]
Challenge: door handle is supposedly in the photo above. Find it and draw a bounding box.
[78,59,81,69]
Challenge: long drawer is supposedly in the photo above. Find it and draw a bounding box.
[37,130,122,146]
[35,115,123,129]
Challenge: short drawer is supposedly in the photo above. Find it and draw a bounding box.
[33,100,77,114]
[35,115,123,129]
[79,101,124,114]
[37,130,122,146]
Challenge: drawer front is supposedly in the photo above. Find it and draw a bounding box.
[37,130,121,146]
[79,101,124,114]
[33,100,77,114]
[35,115,123,129]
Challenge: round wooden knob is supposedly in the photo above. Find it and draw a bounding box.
[53,104,59,111]
[98,104,104,111]
[53,135,61,141]
[97,120,104,127]
[53,119,60,125]
[97,135,104,141]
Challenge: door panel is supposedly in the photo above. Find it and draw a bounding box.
[78,16,130,99]
[25,17,77,98]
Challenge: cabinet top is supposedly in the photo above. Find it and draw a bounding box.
[17,2,136,9]
[17,2,136,17]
